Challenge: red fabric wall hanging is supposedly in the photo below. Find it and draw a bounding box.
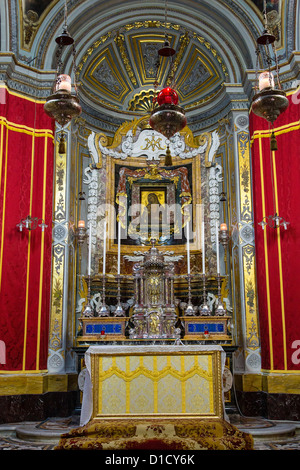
[0,87,55,372]
[250,88,300,372]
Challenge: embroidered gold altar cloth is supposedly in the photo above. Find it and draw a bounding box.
[80,345,226,426]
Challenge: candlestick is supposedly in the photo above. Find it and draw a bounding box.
[186,217,190,275]
[216,221,220,274]
[185,274,194,315]
[202,220,205,274]
[215,273,227,316]
[103,218,106,276]
[117,219,121,275]
[88,223,92,276]
[82,275,94,317]
[97,275,109,317]
[199,273,211,316]
[114,274,125,317]
[78,220,85,228]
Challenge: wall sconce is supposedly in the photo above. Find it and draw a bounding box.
[74,220,88,245]
[16,215,48,232]
[259,214,289,230]
[219,223,230,248]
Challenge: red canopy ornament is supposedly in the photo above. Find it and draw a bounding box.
[156,87,179,106]
[149,87,186,165]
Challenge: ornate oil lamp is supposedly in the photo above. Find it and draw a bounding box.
[149,87,186,165]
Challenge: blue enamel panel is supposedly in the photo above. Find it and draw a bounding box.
[85,323,123,334]
[187,323,225,333]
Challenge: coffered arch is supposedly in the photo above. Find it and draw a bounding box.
[24,0,265,131]
[11,1,298,132]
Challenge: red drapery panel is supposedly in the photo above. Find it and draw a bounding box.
[0,87,54,372]
[250,88,300,372]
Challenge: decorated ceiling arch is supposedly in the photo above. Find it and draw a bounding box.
[14,1,261,126]
[5,0,298,134]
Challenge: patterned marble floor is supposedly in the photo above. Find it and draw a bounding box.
[0,415,299,450]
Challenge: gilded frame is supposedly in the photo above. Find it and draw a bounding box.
[105,153,202,255]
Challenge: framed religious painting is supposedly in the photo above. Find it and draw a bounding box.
[105,153,202,255]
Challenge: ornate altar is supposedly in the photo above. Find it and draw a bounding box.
[78,239,232,343]
[80,344,226,423]
[77,119,233,345]
[74,118,236,419]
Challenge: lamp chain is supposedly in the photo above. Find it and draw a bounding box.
[164,0,168,35]
[263,0,268,30]
[272,42,281,89]
[72,42,79,95]
[163,0,176,88]
[64,0,68,27]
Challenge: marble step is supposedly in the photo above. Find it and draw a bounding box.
[236,420,300,441]
[0,418,78,444]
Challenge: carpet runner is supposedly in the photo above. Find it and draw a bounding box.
[55,417,253,450]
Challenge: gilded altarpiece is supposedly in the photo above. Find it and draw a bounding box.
[47,110,260,387]
[75,118,233,348]
[106,157,199,252]
[87,118,222,266]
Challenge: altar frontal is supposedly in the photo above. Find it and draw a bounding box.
[81,345,225,423]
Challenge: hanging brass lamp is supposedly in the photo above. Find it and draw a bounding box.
[44,1,81,144]
[148,0,187,166]
[149,86,186,166]
[251,2,288,150]
[149,87,187,140]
